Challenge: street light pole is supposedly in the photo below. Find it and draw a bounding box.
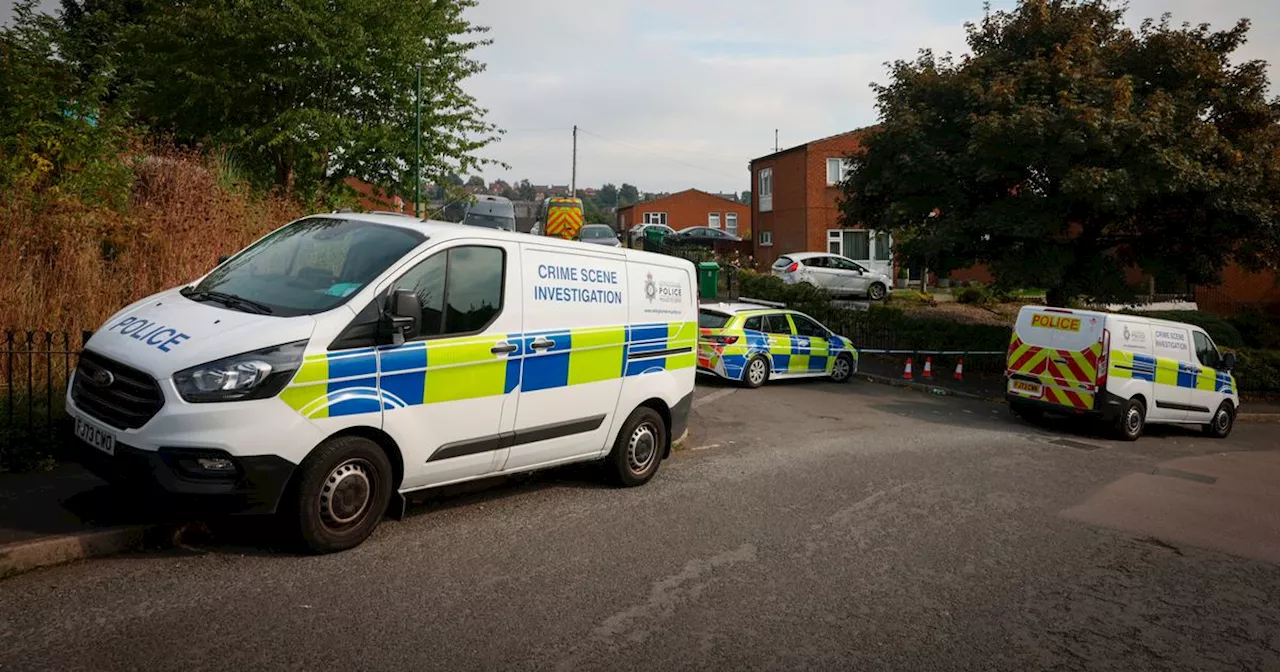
[414,65,422,218]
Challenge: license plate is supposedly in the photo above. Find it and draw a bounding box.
[1010,379,1043,398]
[75,416,116,456]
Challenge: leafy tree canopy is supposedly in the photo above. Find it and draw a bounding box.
[841,0,1280,305]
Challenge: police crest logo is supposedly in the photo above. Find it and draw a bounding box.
[644,272,657,302]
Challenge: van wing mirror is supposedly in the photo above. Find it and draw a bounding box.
[1222,352,1237,372]
[380,288,422,345]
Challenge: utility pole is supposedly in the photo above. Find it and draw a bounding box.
[414,66,422,218]
[571,125,577,197]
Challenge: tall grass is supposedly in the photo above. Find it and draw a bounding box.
[0,146,304,332]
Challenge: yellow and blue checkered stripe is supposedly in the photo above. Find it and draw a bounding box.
[1108,351,1235,395]
[281,321,697,419]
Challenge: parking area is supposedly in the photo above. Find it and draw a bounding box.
[3,376,1278,671]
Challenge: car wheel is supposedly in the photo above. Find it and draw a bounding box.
[867,283,887,301]
[1202,401,1234,439]
[742,355,770,388]
[290,435,393,554]
[831,353,855,383]
[606,406,666,487]
[1115,398,1146,441]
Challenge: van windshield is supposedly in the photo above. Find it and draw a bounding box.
[185,217,425,317]
[463,212,515,230]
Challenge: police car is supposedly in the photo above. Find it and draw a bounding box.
[696,300,858,387]
[66,213,697,552]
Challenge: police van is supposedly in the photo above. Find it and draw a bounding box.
[1006,306,1239,440]
[66,213,697,552]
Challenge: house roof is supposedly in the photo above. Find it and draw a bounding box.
[616,188,744,213]
[747,126,878,165]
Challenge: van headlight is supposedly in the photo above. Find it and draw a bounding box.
[173,341,307,403]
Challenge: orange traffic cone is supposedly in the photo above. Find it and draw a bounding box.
[903,358,913,380]
[954,358,964,381]
[923,357,933,379]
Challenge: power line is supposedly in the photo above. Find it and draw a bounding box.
[575,127,742,181]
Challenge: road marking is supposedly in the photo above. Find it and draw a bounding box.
[693,388,738,409]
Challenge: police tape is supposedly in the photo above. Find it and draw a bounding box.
[856,349,1005,356]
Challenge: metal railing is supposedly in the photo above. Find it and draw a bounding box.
[1,330,89,470]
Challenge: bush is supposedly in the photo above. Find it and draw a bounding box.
[1229,307,1280,349]
[955,284,993,305]
[1135,311,1244,349]
[1233,348,1280,395]
[736,269,833,317]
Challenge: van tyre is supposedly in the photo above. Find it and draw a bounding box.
[868,283,887,301]
[290,436,393,554]
[1203,401,1234,439]
[831,354,855,383]
[1116,398,1146,441]
[743,355,770,388]
[607,406,666,487]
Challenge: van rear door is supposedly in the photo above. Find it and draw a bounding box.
[1008,307,1105,411]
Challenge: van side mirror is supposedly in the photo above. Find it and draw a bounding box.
[380,288,422,345]
[1222,352,1237,371]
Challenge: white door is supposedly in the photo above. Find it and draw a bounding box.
[1150,324,1194,422]
[799,257,843,293]
[380,241,523,491]
[1189,330,1225,422]
[827,230,893,277]
[828,256,871,295]
[503,244,629,472]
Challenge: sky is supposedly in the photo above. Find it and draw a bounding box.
[5,0,1279,194]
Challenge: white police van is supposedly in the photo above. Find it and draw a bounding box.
[66,213,697,552]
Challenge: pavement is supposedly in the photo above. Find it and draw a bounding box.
[2,379,1279,670]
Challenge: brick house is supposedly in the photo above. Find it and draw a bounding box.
[616,189,750,237]
[748,128,893,277]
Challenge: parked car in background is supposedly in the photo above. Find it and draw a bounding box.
[674,226,742,244]
[628,223,676,244]
[577,224,622,247]
[771,252,891,301]
[696,301,858,388]
[462,195,516,231]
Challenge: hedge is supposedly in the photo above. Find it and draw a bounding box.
[1234,348,1280,396]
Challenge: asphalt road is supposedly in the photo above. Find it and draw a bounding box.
[1,380,1279,671]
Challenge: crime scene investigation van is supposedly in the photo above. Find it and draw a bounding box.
[1006,306,1239,441]
[66,212,698,552]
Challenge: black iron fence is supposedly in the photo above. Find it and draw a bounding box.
[1,330,88,470]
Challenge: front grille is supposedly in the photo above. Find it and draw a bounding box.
[72,350,165,430]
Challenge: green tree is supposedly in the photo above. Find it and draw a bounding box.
[841,0,1280,306]
[739,190,751,205]
[599,182,618,206]
[515,178,535,201]
[465,175,485,188]
[116,0,501,197]
[619,182,639,206]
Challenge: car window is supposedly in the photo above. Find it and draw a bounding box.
[698,310,731,329]
[392,245,504,339]
[763,313,792,335]
[743,316,763,331]
[828,257,861,272]
[1192,331,1221,369]
[791,314,829,338]
[772,256,793,269]
[579,225,616,240]
[803,257,828,268]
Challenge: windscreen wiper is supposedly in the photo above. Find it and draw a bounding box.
[181,288,274,314]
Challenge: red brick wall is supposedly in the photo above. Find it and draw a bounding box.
[804,133,870,253]
[620,189,749,235]
[750,150,808,269]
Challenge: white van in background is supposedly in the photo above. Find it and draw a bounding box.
[66,213,697,552]
[1006,306,1239,440]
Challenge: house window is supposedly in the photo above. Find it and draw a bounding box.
[828,229,891,264]
[758,168,773,212]
[826,157,852,186]
[643,212,667,225]
[725,213,738,236]
[708,212,720,229]
[759,231,773,247]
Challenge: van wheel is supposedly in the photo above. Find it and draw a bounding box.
[1202,401,1234,439]
[607,407,667,487]
[868,283,887,301]
[1115,398,1146,441]
[831,354,855,383]
[290,436,393,554]
[742,355,770,388]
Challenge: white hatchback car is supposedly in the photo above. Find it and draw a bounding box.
[771,252,892,300]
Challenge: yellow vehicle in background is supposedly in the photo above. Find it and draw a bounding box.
[535,196,585,240]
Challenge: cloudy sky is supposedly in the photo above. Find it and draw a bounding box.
[5,0,1278,193]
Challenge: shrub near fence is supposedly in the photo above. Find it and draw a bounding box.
[1,330,85,472]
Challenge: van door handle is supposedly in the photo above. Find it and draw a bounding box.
[529,338,556,351]
[490,342,518,355]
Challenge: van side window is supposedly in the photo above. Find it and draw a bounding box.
[393,246,505,339]
[1192,331,1221,369]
